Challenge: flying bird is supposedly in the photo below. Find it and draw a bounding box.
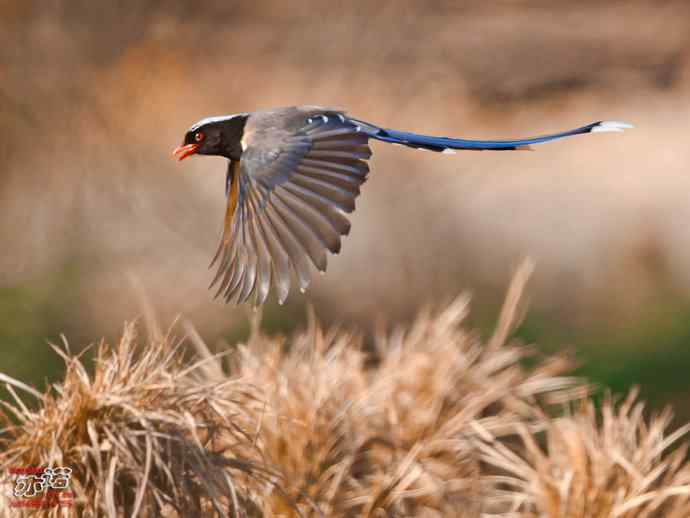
[173,106,631,306]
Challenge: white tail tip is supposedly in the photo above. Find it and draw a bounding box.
[591,121,635,133]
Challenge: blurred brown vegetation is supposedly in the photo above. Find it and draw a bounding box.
[3,1,690,427]
[5,271,690,517]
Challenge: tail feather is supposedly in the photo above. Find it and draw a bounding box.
[351,119,633,152]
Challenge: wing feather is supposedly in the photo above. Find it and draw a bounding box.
[301,157,369,177]
[222,246,246,301]
[285,175,357,213]
[263,201,313,292]
[271,190,328,272]
[280,181,352,235]
[246,192,272,306]
[210,107,371,305]
[295,165,364,189]
[273,185,342,253]
[310,137,369,149]
[253,199,290,304]
[307,149,372,160]
[291,171,360,196]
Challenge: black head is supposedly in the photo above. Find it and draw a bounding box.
[173,114,248,162]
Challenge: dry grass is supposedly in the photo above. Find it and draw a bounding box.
[0,325,276,516]
[2,267,690,517]
[478,389,690,518]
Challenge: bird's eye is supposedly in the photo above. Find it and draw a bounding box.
[194,132,204,142]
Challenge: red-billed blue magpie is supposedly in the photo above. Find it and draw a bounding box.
[173,106,632,306]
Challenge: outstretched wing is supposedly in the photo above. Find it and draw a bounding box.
[210,107,371,306]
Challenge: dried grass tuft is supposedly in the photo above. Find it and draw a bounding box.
[0,323,273,517]
[479,389,690,518]
[1,265,690,517]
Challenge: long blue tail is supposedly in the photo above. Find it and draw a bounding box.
[352,119,633,152]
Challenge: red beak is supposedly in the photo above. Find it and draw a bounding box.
[172,143,198,161]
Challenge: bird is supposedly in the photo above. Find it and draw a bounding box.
[173,106,632,307]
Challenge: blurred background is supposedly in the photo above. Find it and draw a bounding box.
[3,0,690,417]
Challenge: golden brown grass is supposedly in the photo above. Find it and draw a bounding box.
[0,322,276,517]
[2,266,690,517]
[478,389,690,518]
